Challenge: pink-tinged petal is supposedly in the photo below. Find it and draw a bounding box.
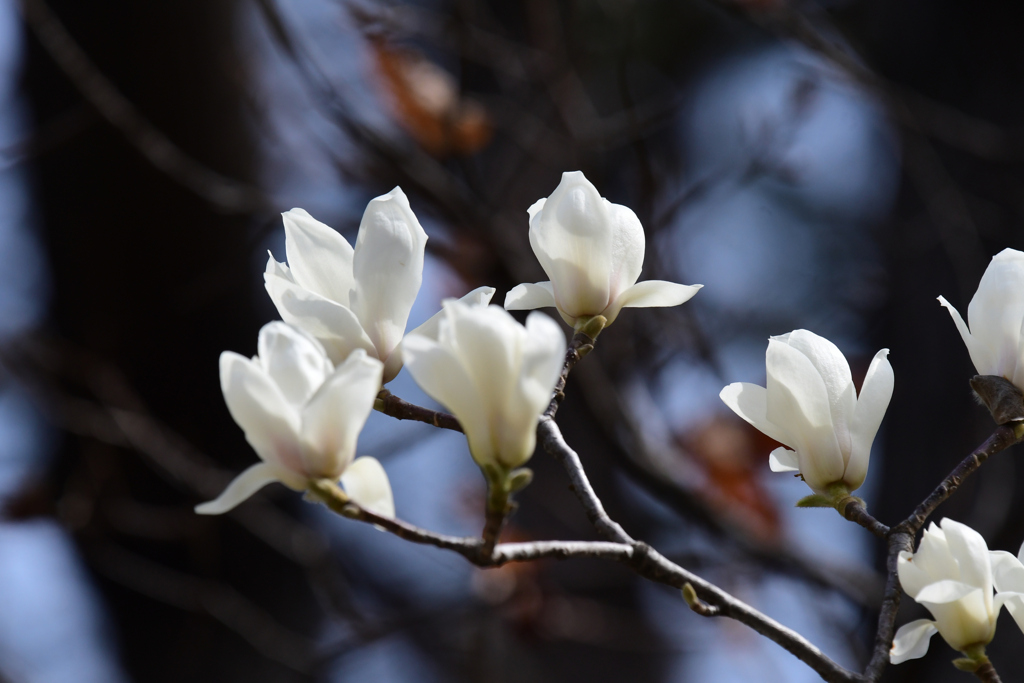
[256,322,332,408]
[340,456,395,518]
[846,348,893,491]
[938,295,992,376]
[350,188,428,362]
[890,619,938,664]
[504,282,556,312]
[264,270,376,364]
[195,462,300,515]
[605,281,702,324]
[719,382,793,448]
[765,340,845,491]
[299,349,383,479]
[768,447,800,472]
[219,351,302,474]
[281,208,355,305]
[781,331,857,458]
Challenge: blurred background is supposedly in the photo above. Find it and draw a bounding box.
[1,0,1023,681]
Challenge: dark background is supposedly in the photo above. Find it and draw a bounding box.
[3,0,1024,681]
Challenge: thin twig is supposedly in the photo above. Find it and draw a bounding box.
[902,424,1024,534]
[544,330,596,419]
[861,531,912,682]
[375,388,463,432]
[974,661,1003,683]
[841,501,889,539]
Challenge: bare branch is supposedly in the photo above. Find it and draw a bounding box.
[862,531,912,682]
[841,500,889,539]
[375,388,463,432]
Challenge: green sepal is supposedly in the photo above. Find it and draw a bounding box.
[795,494,833,508]
[508,468,534,492]
[952,658,978,672]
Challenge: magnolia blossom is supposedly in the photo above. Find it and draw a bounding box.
[719,330,893,496]
[891,519,1011,663]
[402,301,565,472]
[504,171,701,328]
[196,322,393,517]
[265,188,428,383]
[939,248,1024,389]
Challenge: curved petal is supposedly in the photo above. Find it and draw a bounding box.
[256,322,333,408]
[990,550,1024,593]
[350,188,428,362]
[265,271,376,364]
[846,348,894,491]
[282,208,355,305]
[768,447,800,472]
[897,550,934,598]
[195,462,296,515]
[967,249,1024,379]
[340,456,395,518]
[719,382,793,448]
[299,349,383,479]
[781,331,857,459]
[220,351,302,474]
[890,619,938,664]
[996,592,1024,635]
[938,295,991,376]
[942,519,994,598]
[504,282,557,312]
[606,202,646,299]
[529,172,614,318]
[605,281,702,324]
[915,579,981,605]
[386,286,497,384]
[765,340,845,491]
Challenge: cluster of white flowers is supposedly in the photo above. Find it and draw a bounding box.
[197,171,699,513]
[197,167,1024,672]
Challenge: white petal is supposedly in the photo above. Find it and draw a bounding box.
[386,286,496,384]
[256,322,332,408]
[281,208,355,305]
[898,550,934,599]
[402,330,492,466]
[604,281,702,324]
[991,550,1024,592]
[529,171,614,318]
[765,340,845,491]
[219,351,303,475]
[938,295,992,376]
[504,282,557,311]
[195,462,295,515]
[340,456,395,518]
[967,249,1024,379]
[264,270,376,364]
[719,382,793,448]
[606,202,646,301]
[846,348,894,491]
[768,447,800,472]
[941,519,994,598]
[782,330,857,459]
[890,619,938,664]
[915,579,981,605]
[299,349,383,479]
[995,592,1024,636]
[350,188,428,362]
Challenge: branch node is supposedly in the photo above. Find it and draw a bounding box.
[682,582,721,617]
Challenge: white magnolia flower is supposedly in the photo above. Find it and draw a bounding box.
[719,330,893,497]
[196,322,393,517]
[891,519,1019,663]
[402,301,565,471]
[940,248,1024,389]
[264,188,427,383]
[504,171,701,328]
